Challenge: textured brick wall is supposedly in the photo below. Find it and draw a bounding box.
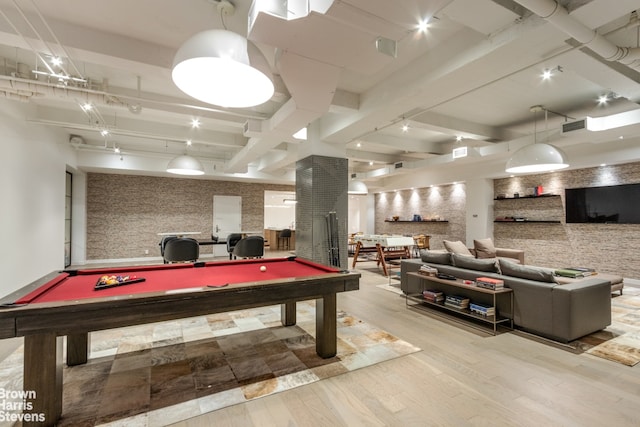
[86,173,293,260]
[374,184,466,250]
[494,162,640,278]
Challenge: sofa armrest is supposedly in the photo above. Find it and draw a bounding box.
[551,278,611,342]
[496,248,525,264]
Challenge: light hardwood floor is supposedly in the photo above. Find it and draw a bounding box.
[171,258,640,427]
[1,254,638,426]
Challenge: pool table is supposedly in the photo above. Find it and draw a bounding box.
[0,257,360,427]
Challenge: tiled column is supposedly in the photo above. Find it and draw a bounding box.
[295,155,348,269]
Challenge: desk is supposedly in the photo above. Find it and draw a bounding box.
[352,235,414,276]
[0,257,360,426]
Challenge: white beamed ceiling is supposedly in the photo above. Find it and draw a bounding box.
[0,0,638,189]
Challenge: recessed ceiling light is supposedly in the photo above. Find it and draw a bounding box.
[100,129,109,136]
[417,20,429,32]
[186,139,192,146]
[401,123,409,132]
[598,94,608,104]
[356,142,361,148]
[369,161,373,166]
[81,103,92,111]
[191,119,201,128]
[542,69,552,80]
[51,57,62,67]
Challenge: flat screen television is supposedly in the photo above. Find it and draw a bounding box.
[565,183,640,224]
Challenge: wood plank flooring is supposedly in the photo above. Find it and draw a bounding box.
[1,254,638,426]
[172,259,640,427]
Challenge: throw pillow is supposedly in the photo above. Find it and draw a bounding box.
[499,259,556,283]
[452,254,499,272]
[443,240,473,257]
[420,250,452,265]
[474,238,496,259]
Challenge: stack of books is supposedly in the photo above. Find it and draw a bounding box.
[470,302,495,317]
[476,277,504,290]
[555,267,596,278]
[422,289,444,303]
[418,265,438,276]
[444,295,470,309]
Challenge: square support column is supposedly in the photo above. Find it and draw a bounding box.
[295,155,348,269]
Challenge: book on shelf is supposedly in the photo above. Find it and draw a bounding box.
[475,277,504,290]
[469,302,495,317]
[418,265,438,276]
[444,295,469,309]
[423,289,444,303]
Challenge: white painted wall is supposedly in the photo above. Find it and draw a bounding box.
[347,194,370,234]
[465,178,494,246]
[0,99,74,297]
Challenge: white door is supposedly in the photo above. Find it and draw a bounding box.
[213,195,242,257]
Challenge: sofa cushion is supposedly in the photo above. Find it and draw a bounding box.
[452,253,499,272]
[420,250,452,265]
[474,238,496,259]
[499,259,556,283]
[443,240,473,257]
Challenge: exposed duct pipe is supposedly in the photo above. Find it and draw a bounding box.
[0,75,128,108]
[513,0,640,69]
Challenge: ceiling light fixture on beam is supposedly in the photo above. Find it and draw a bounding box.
[505,105,569,174]
[172,0,274,108]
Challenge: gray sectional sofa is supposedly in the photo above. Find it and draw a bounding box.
[401,251,613,343]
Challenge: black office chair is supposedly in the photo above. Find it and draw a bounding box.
[159,236,177,258]
[278,229,292,250]
[233,236,265,259]
[226,233,243,260]
[163,237,199,263]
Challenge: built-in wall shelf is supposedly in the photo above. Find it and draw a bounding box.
[494,220,561,224]
[385,220,449,223]
[494,194,560,201]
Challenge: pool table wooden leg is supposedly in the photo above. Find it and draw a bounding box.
[66,332,90,366]
[316,293,337,358]
[23,333,63,427]
[281,302,296,326]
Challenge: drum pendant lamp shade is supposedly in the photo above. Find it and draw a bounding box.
[505,143,569,173]
[348,179,368,194]
[166,155,205,175]
[172,29,274,108]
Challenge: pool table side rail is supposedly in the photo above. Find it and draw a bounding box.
[0,271,360,339]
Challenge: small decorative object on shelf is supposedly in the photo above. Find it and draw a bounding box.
[392,215,400,221]
[418,265,438,276]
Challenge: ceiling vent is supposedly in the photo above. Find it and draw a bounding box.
[561,118,588,134]
[394,161,403,169]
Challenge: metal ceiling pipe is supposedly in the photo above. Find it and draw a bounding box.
[513,0,640,68]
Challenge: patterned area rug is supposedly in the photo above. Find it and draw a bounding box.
[573,286,640,366]
[376,278,640,367]
[0,302,420,426]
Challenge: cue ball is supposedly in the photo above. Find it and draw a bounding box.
[260,266,266,272]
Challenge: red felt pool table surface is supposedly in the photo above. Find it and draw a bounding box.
[16,257,338,305]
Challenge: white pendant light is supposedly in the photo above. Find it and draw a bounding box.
[167,154,205,175]
[172,29,274,108]
[348,179,368,195]
[506,105,569,174]
[505,143,569,173]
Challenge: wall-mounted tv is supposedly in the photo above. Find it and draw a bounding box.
[565,183,640,224]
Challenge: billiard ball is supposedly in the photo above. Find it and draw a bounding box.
[260,266,266,272]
